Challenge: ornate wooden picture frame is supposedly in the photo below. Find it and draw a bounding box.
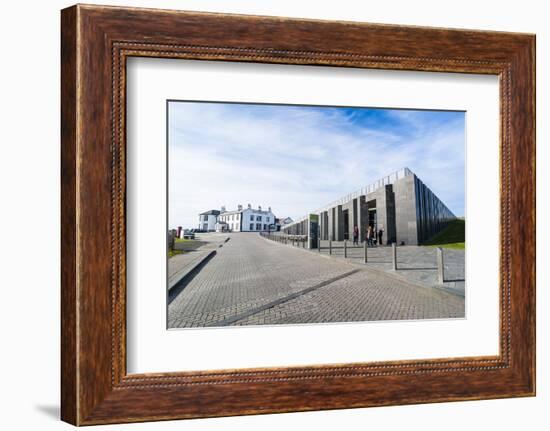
[61,4,535,425]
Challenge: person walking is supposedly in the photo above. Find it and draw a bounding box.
[378,226,384,246]
[366,226,373,247]
[353,225,359,246]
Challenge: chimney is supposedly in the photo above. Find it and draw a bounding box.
[221,205,226,213]
[258,205,262,211]
[237,204,243,211]
[247,203,251,209]
[268,207,271,212]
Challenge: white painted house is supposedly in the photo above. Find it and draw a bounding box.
[198,209,220,232]
[215,204,276,232]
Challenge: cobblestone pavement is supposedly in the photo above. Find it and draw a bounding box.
[315,240,465,295]
[168,233,228,289]
[234,269,464,325]
[168,249,214,290]
[168,233,465,328]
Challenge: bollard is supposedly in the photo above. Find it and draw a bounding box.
[392,243,397,270]
[436,247,445,284]
[318,237,321,253]
[344,239,347,258]
[329,236,332,255]
[364,240,368,263]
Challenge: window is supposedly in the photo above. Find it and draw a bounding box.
[266,217,270,222]
[263,224,267,230]
[256,223,261,230]
[249,224,254,230]
[256,215,262,221]
[250,215,254,221]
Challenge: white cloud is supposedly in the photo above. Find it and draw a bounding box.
[168,102,464,228]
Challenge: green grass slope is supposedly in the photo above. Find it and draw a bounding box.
[422,219,465,250]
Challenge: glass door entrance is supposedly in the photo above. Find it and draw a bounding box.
[368,209,377,244]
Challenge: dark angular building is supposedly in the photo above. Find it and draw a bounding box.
[282,168,456,246]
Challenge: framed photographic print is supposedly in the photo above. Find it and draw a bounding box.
[61,4,535,425]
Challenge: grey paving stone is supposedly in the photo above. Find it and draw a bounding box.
[317,240,465,295]
[168,233,465,328]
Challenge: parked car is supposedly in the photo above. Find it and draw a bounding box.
[182,229,195,239]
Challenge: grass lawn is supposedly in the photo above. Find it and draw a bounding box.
[168,249,184,258]
[173,238,206,252]
[422,219,465,250]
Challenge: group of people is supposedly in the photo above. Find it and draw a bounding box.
[352,225,383,247]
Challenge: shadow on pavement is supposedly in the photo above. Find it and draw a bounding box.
[168,250,217,304]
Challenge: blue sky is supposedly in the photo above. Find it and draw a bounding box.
[168,101,465,229]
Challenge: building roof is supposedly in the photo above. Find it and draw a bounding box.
[283,168,415,228]
[282,167,454,230]
[314,167,413,213]
[219,209,241,216]
[220,207,274,216]
[199,209,221,216]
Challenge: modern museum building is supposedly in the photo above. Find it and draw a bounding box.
[281,168,456,246]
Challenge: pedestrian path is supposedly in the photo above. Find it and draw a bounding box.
[168,250,215,291]
[315,240,465,296]
[168,233,229,290]
[168,233,465,328]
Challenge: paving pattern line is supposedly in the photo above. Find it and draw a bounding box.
[206,268,361,327]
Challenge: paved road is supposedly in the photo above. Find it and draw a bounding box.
[168,233,465,328]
